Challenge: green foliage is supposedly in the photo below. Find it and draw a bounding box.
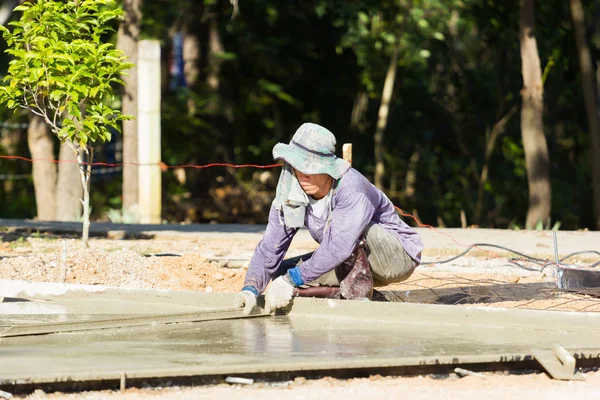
[0,0,596,230]
[145,0,596,229]
[0,0,132,146]
[326,0,456,97]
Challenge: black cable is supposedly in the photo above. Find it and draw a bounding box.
[421,243,546,265]
[506,259,542,272]
[559,250,600,262]
[421,242,599,272]
[588,260,600,268]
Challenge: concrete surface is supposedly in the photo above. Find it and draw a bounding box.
[1,281,600,392]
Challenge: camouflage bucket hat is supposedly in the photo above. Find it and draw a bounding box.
[272,123,350,179]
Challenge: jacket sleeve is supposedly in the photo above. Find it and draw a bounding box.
[243,205,299,294]
[297,192,375,283]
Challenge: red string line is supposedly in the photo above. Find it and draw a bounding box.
[1,153,498,257]
[0,154,282,169]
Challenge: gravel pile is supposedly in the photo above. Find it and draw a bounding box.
[0,247,170,289]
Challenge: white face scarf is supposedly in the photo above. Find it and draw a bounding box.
[272,163,309,228]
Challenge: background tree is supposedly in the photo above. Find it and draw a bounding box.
[0,0,598,231]
[3,0,83,223]
[519,0,551,229]
[0,0,132,241]
[26,114,55,220]
[117,0,143,221]
[570,0,600,230]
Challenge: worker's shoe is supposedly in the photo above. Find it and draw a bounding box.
[334,242,373,300]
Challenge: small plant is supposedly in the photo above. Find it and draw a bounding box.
[509,218,561,231]
[9,235,31,250]
[534,219,562,231]
[508,218,521,231]
[551,221,562,231]
[105,207,137,224]
[0,0,132,244]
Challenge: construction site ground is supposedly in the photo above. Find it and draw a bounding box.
[1,221,600,399]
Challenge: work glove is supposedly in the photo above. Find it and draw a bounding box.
[233,287,258,315]
[264,274,295,314]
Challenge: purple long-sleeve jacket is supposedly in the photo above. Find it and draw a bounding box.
[244,168,424,294]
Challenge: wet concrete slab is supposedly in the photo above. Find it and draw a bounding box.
[1,280,600,390]
[0,279,250,335]
[2,314,598,380]
[0,297,206,326]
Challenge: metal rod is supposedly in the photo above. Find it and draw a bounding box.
[553,230,559,266]
[120,373,127,391]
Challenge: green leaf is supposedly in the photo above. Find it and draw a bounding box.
[358,12,369,24]
[84,119,96,132]
[419,49,431,58]
[50,90,64,101]
[77,131,88,146]
[214,52,238,61]
[315,3,327,18]
[418,19,429,29]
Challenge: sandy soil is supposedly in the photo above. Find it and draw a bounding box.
[1,233,598,312]
[15,370,600,400]
[1,228,599,399]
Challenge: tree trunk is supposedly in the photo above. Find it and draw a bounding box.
[446,9,480,187]
[571,0,600,230]
[77,146,93,244]
[183,31,200,87]
[404,150,420,202]
[182,4,202,114]
[207,14,224,91]
[519,0,551,229]
[351,91,369,131]
[1,129,20,196]
[27,115,57,220]
[475,106,518,225]
[55,143,83,221]
[0,0,19,26]
[117,0,142,221]
[374,40,400,190]
[204,6,236,160]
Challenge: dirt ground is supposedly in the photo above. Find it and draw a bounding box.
[1,228,600,399]
[1,232,598,312]
[13,371,600,400]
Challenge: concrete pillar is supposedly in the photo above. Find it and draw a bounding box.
[137,40,161,224]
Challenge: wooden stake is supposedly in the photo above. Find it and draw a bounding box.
[342,143,352,166]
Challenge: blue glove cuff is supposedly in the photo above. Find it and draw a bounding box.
[242,285,258,296]
[287,267,304,287]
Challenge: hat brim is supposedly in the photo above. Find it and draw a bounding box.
[273,142,350,179]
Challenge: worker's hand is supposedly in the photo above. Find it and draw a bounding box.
[233,289,257,315]
[264,275,295,314]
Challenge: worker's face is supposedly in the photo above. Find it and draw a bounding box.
[293,169,332,198]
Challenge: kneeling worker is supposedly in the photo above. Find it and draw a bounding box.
[235,123,424,314]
